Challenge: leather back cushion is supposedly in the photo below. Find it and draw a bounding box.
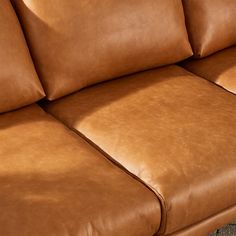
[183,0,236,58]
[13,0,192,100]
[0,0,45,113]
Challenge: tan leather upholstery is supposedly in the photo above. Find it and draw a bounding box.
[183,0,236,58]
[13,0,192,100]
[181,46,236,95]
[167,205,236,236]
[44,65,236,235]
[0,0,44,114]
[0,104,161,236]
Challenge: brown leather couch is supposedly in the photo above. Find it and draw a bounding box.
[0,0,235,235]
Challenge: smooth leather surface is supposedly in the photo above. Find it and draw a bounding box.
[13,0,192,100]
[0,104,161,236]
[181,47,236,95]
[167,205,236,236]
[44,65,236,235]
[0,0,44,113]
[183,0,236,58]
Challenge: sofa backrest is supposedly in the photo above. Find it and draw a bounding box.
[12,0,193,100]
[183,0,236,58]
[0,0,45,114]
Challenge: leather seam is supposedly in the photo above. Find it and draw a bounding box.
[69,127,168,235]
[179,66,236,97]
[40,109,168,235]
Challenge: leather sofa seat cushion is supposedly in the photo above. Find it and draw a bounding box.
[0,0,44,114]
[183,0,236,58]
[0,105,161,236]
[13,0,192,100]
[181,47,236,95]
[44,65,236,235]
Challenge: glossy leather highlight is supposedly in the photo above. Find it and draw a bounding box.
[0,0,44,113]
[44,65,236,235]
[181,47,236,95]
[13,0,192,100]
[0,104,161,236]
